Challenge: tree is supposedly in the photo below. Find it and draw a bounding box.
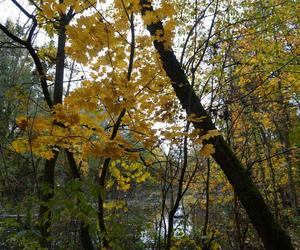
[0,0,298,249]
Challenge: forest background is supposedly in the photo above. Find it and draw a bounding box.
[0,0,299,249]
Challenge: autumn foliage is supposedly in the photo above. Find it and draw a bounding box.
[0,0,299,249]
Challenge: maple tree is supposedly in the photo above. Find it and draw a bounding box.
[0,0,299,249]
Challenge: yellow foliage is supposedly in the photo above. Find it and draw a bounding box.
[200,144,215,157]
[103,200,126,210]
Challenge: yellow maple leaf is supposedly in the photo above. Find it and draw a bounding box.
[40,150,55,160]
[200,144,215,157]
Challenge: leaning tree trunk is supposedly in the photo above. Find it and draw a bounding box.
[140,1,294,249]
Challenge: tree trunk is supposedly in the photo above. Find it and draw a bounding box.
[65,151,94,250]
[39,18,94,249]
[39,154,58,249]
[202,159,210,250]
[39,20,67,248]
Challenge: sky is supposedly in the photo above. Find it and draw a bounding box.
[0,0,34,24]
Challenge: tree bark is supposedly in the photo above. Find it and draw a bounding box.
[65,151,94,250]
[140,1,294,249]
[39,16,93,249]
[39,21,67,248]
[202,159,210,250]
[39,154,58,249]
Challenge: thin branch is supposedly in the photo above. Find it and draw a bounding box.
[247,147,298,172]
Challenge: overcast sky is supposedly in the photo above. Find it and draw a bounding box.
[0,0,34,24]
